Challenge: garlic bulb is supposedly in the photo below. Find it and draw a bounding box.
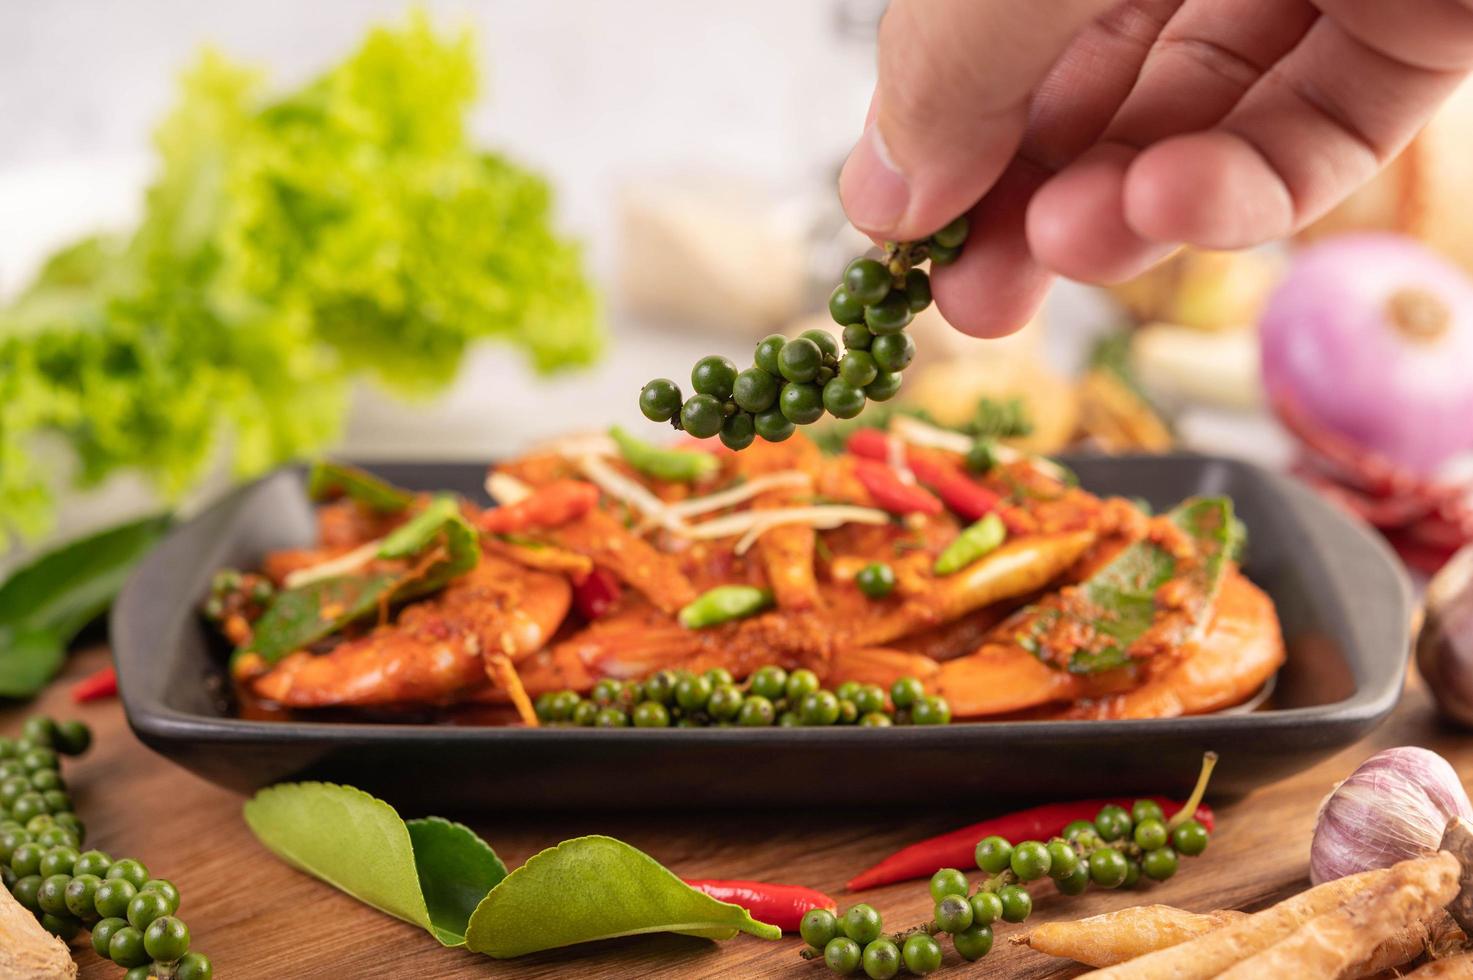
[1311,747,1473,884]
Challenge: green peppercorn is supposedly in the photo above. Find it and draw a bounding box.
[841,323,873,351]
[778,337,823,384]
[64,872,102,921]
[141,879,181,909]
[928,241,961,266]
[801,907,840,949]
[799,690,841,726]
[94,877,138,919]
[829,285,866,326]
[1143,847,1178,881]
[901,933,943,975]
[109,925,151,968]
[825,936,862,975]
[680,394,725,439]
[720,411,756,451]
[1045,840,1080,879]
[11,874,42,912]
[36,873,72,916]
[864,292,913,335]
[904,269,933,312]
[1061,819,1096,843]
[674,674,713,711]
[1171,819,1209,856]
[1133,817,1168,851]
[175,952,215,980]
[835,681,862,703]
[870,332,916,373]
[998,884,1032,923]
[1055,860,1092,896]
[934,893,974,933]
[822,378,867,420]
[632,701,670,728]
[732,368,779,413]
[786,669,820,701]
[1131,799,1166,824]
[93,916,129,958]
[854,685,887,715]
[841,903,883,945]
[1089,848,1130,888]
[1094,804,1133,842]
[9,841,43,876]
[707,684,744,721]
[28,768,63,792]
[1010,840,1052,881]
[865,371,903,402]
[965,439,997,473]
[691,355,738,400]
[843,258,891,306]
[838,350,879,387]
[953,922,993,962]
[39,845,79,878]
[749,665,788,700]
[127,887,174,929]
[642,670,678,705]
[0,827,28,864]
[910,695,951,725]
[144,914,192,961]
[1123,859,1142,889]
[933,216,970,250]
[855,563,896,599]
[890,676,924,709]
[779,382,825,425]
[800,328,840,359]
[40,912,80,941]
[754,407,795,443]
[594,707,629,728]
[969,890,1003,926]
[639,379,683,422]
[737,696,776,727]
[862,937,901,979]
[858,712,891,726]
[22,717,56,747]
[20,747,58,772]
[930,867,969,901]
[571,700,599,726]
[548,690,581,720]
[778,711,800,727]
[754,334,787,375]
[975,836,1013,875]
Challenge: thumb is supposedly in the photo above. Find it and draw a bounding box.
[840,0,1118,241]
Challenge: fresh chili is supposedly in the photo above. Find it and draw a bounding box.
[71,665,119,703]
[572,566,621,620]
[678,585,774,629]
[853,458,943,516]
[845,796,1216,891]
[933,513,1006,575]
[479,480,599,534]
[682,879,837,932]
[611,425,720,482]
[848,429,1000,519]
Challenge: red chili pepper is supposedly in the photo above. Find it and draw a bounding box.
[572,566,621,620]
[683,878,837,932]
[479,480,599,534]
[845,796,1215,891]
[847,430,999,519]
[71,665,118,703]
[853,459,943,516]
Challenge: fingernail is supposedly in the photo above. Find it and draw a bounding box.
[840,123,909,234]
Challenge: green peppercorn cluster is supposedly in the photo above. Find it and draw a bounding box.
[800,799,1212,976]
[968,798,1211,914]
[201,568,274,624]
[800,903,951,978]
[1,717,213,980]
[638,218,969,449]
[534,667,951,728]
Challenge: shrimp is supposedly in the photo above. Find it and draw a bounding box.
[250,557,571,707]
[1058,572,1284,719]
[549,510,697,614]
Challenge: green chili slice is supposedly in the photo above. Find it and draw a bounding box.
[933,513,1007,575]
[677,585,774,629]
[609,425,719,483]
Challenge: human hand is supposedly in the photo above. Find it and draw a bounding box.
[839,0,1473,336]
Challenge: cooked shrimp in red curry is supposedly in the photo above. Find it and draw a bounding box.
[209,419,1284,727]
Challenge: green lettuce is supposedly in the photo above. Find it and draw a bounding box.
[0,14,600,542]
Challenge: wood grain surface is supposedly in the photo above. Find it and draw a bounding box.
[3,645,1462,980]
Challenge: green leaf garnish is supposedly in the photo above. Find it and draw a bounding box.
[238,496,478,666]
[1017,497,1235,674]
[308,462,414,513]
[0,513,171,697]
[464,835,780,957]
[244,784,778,958]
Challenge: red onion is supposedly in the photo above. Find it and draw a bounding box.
[1310,746,1473,884]
[1260,234,1473,478]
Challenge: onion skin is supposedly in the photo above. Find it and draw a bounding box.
[1260,233,1473,477]
[1418,543,1473,727]
[1310,746,1473,884]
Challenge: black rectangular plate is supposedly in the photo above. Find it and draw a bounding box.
[111,453,1411,810]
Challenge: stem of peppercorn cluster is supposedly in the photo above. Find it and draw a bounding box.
[1168,751,1219,831]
